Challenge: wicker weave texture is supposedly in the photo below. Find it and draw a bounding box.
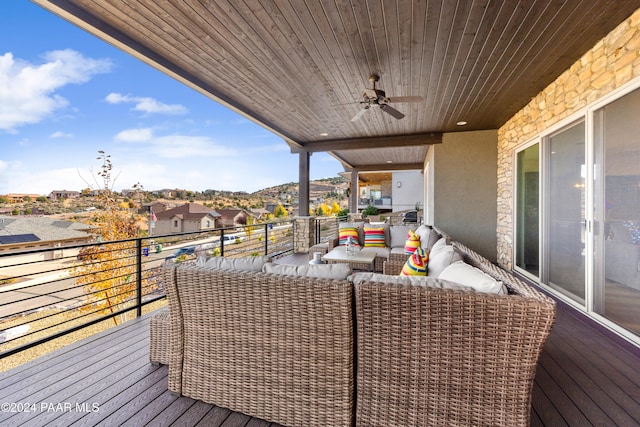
[165,265,354,427]
[149,308,170,365]
[354,280,555,427]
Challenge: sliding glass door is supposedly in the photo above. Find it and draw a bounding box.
[515,86,640,339]
[515,144,539,277]
[545,122,586,303]
[593,88,640,335]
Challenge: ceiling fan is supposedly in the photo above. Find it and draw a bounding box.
[351,74,422,122]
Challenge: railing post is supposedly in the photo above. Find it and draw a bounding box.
[220,229,225,257]
[264,223,269,255]
[136,238,142,317]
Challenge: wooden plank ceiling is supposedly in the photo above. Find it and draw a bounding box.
[34,0,640,172]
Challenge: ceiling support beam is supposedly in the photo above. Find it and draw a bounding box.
[352,163,425,171]
[292,133,442,153]
[298,151,310,218]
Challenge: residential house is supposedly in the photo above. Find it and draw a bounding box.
[139,201,174,216]
[249,208,271,221]
[0,215,95,265]
[216,208,253,228]
[48,190,80,201]
[153,203,221,235]
[265,202,291,215]
[351,170,424,213]
[151,189,178,199]
[2,194,42,203]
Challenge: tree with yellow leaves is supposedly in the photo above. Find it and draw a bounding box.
[331,202,342,215]
[274,203,288,217]
[73,152,154,325]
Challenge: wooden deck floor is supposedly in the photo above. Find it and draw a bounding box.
[1,259,639,426]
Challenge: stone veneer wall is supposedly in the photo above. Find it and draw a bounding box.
[496,8,640,270]
[293,216,316,253]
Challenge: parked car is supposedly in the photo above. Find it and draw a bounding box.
[221,234,244,244]
[165,245,196,261]
[173,246,196,256]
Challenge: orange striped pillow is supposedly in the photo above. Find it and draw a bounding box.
[400,247,428,276]
[339,226,360,246]
[364,226,386,247]
[404,230,420,254]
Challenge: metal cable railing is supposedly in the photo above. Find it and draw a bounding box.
[0,219,295,360]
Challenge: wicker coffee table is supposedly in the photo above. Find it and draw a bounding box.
[322,246,376,271]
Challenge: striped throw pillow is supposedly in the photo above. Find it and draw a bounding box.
[339,226,360,246]
[400,247,429,276]
[364,226,386,247]
[404,229,420,254]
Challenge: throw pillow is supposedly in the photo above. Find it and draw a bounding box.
[404,230,421,254]
[400,247,428,276]
[438,260,508,294]
[415,225,440,250]
[364,226,386,247]
[339,226,360,247]
[389,225,414,248]
[622,220,640,244]
[428,237,449,258]
[427,245,462,277]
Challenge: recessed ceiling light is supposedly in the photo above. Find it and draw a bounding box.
[320,132,329,136]
[456,121,468,126]
[387,160,393,163]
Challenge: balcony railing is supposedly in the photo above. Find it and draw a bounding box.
[0,219,295,362]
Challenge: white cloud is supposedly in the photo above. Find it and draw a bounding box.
[0,50,112,131]
[113,127,237,158]
[50,131,72,138]
[105,92,187,115]
[151,135,237,158]
[115,128,153,142]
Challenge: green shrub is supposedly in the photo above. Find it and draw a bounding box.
[362,205,378,216]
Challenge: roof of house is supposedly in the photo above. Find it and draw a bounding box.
[250,208,270,216]
[156,203,221,220]
[0,215,95,244]
[216,208,251,220]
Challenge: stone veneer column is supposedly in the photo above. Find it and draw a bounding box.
[496,9,640,270]
[293,216,316,253]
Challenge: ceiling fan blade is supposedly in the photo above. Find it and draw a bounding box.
[380,104,405,119]
[351,106,369,122]
[386,95,423,103]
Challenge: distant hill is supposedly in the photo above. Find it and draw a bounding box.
[253,177,348,199]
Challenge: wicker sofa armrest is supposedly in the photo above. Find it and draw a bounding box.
[382,259,405,275]
[164,264,355,427]
[354,281,555,426]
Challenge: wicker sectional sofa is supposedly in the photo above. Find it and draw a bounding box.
[158,236,556,427]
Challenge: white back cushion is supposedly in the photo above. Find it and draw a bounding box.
[438,260,508,294]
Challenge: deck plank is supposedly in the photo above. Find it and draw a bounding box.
[531,382,569,427]
[0,317,147,392]
[544,324,640,424]
[195,406,233,427]
[145,392,200,426]
[172,400,215,426]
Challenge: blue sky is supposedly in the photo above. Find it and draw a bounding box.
[0,1,342,196]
